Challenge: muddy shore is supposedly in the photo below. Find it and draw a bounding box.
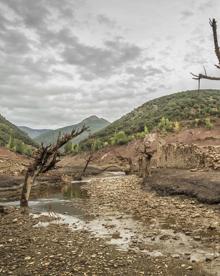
[1,174,219,275]
[145,168,220,204]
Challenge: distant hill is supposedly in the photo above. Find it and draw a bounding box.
[0,113,36,147]
[19,126,51,139]
[35,115,110,145]
[82,90,220,145]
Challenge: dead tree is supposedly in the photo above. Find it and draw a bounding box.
[114,150,134,174]
[20,126,88,208]
[191,18,220,89]
[136,144,154,178]
[76,151,98,180]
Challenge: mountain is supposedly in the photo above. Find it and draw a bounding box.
[19,126,51,139]
[35,115,110,145]
[0,113,36,147]
[81,89,220,145]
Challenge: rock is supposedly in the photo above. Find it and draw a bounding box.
[205,253,215,262]
[112,231,121,239]
[207,224,217,231]
[172,254,180,259]
[193,236,201,241]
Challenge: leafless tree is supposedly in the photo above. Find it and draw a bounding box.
[76,150,98,180]
[20,126,88,208]
[136,144,154,178]
[191,18,220,89]
[113,150,134,174]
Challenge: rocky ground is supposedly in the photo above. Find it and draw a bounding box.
[1,174,219,275]
[0,208,206,276]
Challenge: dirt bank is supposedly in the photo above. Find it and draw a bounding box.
[145,168,220,204]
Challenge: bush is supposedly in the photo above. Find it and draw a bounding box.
[92,139,103,151]
[15,140,25,154]
[173,121,181,132]
[111,131,129,145]
[24,147,33,157]
[158,117,173,132]
[7,134,15,150]
[204,117,213,129]
[135,125,149,139]
[64,141,73,154]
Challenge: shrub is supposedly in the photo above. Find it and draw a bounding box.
[15,140,25,154]
[64,141,73,154]
[7,134,15,150]
[92,139,103,151]
[173,121,181,132]
[158,117,173,132]
[204,117,213,129]
[111,131,129,145]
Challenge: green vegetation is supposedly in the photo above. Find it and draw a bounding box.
[35,115,110,146]
[204,117,214,129]
[81,90,220,148]
[0,113,36,149]
[158,117,173,133]
[19,126,51,139]
[111,131,130,145]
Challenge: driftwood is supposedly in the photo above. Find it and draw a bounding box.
[20,126,88,208]
[191,18,220,89]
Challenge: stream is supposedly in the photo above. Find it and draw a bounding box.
[2,172,220,275]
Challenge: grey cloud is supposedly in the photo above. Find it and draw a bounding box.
[198,0,215,11]
[126,66,147,78]
[97,14,116,28]
[0,29,31,54]
[4,0,49,29]
[180,10,194,20]
[63,38,142,79]
[146,65,163,76]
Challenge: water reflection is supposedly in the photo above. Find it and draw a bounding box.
[62,182,88,199]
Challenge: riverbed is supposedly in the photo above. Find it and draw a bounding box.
[1,173,220,275]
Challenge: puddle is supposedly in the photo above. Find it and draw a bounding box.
[2,176,220,275]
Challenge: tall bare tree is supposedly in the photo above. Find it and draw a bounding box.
[191,18,220,89]
[20,126,88,208]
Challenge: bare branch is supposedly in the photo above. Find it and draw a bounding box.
[191,18,220,86]
[191,73,220,81]
[209,18,220,67]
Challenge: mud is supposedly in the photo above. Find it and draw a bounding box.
[145,168,220,204]
[1,173,218,276]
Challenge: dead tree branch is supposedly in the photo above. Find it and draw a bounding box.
[113,150,134,174]
[191,18,220,88]
[20,125,88,208]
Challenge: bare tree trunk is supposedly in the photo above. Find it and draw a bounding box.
[138,157,143,178]
[142,157,152,177]
[20,171,37,207]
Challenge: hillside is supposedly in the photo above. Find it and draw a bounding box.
[19,126,51,139]
[82,90,220,145]
[35,115,110,145]
[0,113,36,147]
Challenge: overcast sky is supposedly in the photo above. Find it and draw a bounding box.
[0,0,220,129]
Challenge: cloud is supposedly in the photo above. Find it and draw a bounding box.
[180,10,194,20]
[97,14,116,28]
[0,0,219,128]
[62,38,142,79]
